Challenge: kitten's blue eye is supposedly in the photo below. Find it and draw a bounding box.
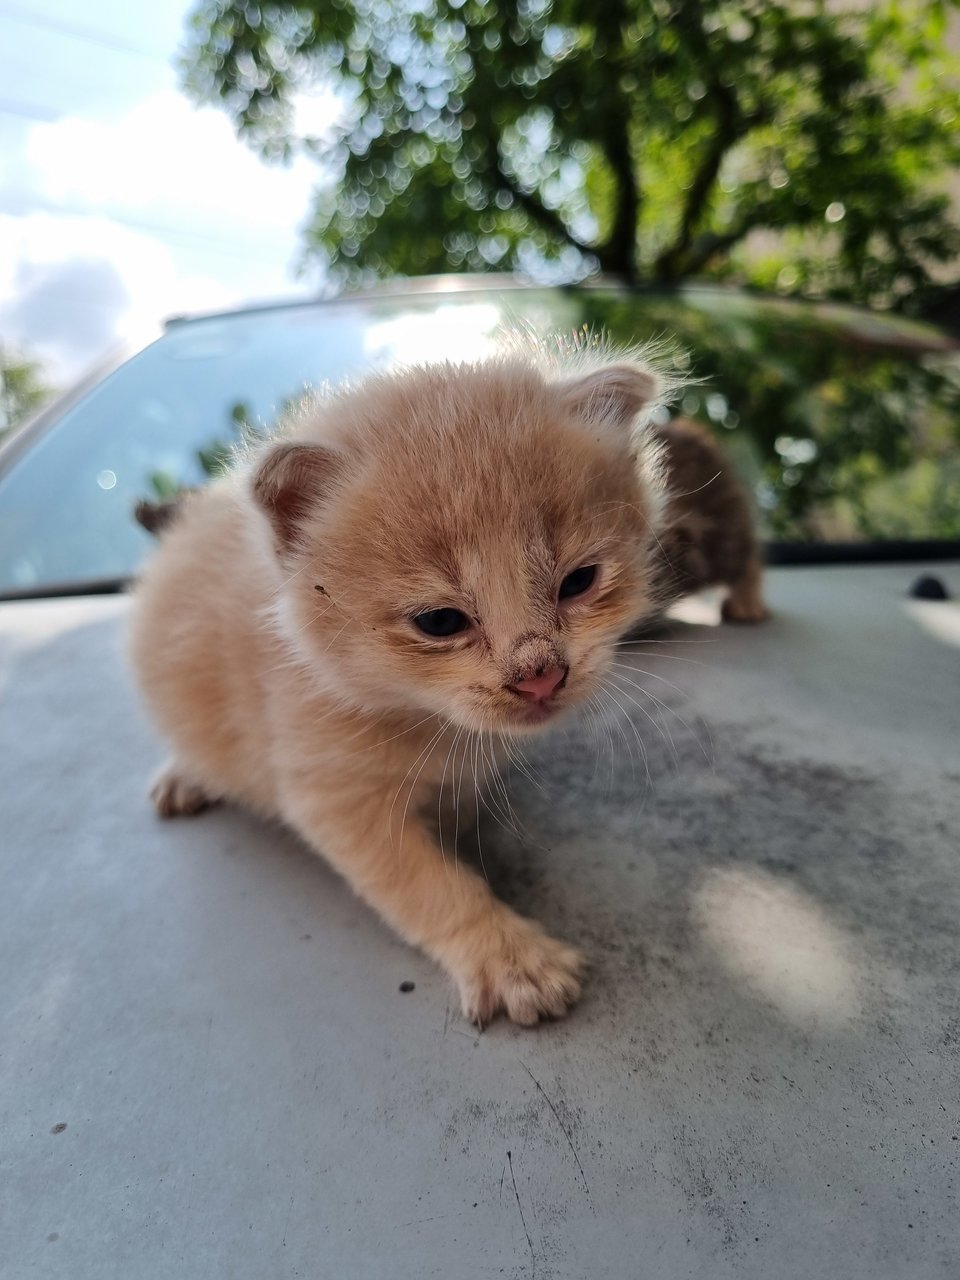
[413,608,471,638]
[559,564,598,600]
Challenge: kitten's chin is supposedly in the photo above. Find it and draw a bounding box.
[485,696,572,736]
[512,700,565,729]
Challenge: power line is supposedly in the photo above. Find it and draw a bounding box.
[0,2,170,62]
[0,98,61,123]
[1,190,309,266]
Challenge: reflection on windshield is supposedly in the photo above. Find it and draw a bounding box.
[363,302,504,365]
[0,286,957,594]
[576,290,960,541]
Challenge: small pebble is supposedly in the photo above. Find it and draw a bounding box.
[908,575,949,600]
[399,981,415,993]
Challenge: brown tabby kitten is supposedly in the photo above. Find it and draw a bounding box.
[130,352,764,1026]
[652,417,768,622]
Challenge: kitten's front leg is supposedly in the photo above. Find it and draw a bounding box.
[721,554,769,623]
[150,759,219,817]
[282,785,583,1027]
[440,897,585,1027]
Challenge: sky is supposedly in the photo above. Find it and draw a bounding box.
[0,0,335,383]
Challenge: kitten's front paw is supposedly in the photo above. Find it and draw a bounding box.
[150,763,216,818]
[451,915,584,1028]
[721,587,769,623]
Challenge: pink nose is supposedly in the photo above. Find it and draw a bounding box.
[508,665,568,702]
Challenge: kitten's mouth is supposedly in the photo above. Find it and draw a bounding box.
[508,694,566,729]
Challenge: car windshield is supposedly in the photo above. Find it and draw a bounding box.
[1,284,958,596]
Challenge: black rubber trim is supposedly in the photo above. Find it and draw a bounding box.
[0,577,130,603]
[765,540,960,565]
[2,543,958,603]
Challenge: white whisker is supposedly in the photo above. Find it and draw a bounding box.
[606,667,712,765]
[390,719,450,854]
[668,470,722,500]
[344,710,441,756]
[437,724,464,871]
[598,679,651,789]
[471,734,488,883]
[453,728,473,877]
[604,671,679,770]
[616,636,719,646]
[609,658,702,698]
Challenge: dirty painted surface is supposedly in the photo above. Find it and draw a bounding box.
[1,566,959,1278]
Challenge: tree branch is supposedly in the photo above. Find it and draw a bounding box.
[654,84,744,281]
[680,220,760,276]
[599,106,639,280]
[650,0,773,282]
[494,164,596,259]
[592,0,640,280]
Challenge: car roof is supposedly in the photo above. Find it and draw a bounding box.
[159,273,959,354]
[3,562,959,1275]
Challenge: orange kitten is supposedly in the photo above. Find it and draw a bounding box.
[130,353,679,1025]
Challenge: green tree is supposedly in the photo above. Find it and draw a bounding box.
[572,290,960,538]
[183,0,960,307]
[0,347,51,442]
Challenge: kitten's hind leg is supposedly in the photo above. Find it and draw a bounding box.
[721,555,769,623]
[150,761,219,818]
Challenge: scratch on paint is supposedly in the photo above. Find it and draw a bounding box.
[520,1060,589,1193]
[507,1150,536,1276]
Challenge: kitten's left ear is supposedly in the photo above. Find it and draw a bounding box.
[253,441,341,552]
[557,363,660,430]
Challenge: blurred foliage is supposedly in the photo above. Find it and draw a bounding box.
[183,0,960,311]
[149,401,268,501]
[575,291,960,539]
[146,469,184,501]
[0,347,52,442]
[197,400,265,475]
[138,289,960,542]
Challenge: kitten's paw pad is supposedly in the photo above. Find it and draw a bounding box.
[721,592,769,624]
[457,921,584,1027]
[150,766,216,818]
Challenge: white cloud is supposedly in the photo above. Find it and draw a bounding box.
[24,88,321,234]
[1,87,336,382]
[0,212,238,381]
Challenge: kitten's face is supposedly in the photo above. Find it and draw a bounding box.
[257,360,661,734]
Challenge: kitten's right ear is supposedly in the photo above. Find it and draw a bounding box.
[556,363,660,430]
[252,442,340,551]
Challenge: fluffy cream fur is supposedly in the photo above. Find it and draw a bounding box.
[130,350,746,1026]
